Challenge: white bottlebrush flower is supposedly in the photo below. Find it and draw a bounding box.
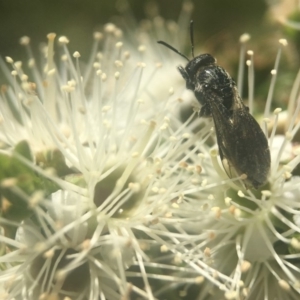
[0,6,222,300]
[1,5,300,300]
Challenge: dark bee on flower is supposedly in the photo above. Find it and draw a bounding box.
[157,21,270,189]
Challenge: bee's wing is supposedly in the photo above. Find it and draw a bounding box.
[230,106,270,187]
[208,94,270,188]
[207,94,236,179]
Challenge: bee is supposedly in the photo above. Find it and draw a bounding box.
[157,21,270,189]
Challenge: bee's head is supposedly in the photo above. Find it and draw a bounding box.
[157,21,215,91]
[186,54,216,75]
[178,54,216,90]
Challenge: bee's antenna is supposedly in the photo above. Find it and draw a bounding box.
[157,41,190,62]
[190,20,195,58]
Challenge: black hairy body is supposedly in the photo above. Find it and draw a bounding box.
[158,24,270,188]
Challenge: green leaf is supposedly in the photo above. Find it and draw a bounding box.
[13,140,33,162]
[0,141,60,237]
[36,148,73,177]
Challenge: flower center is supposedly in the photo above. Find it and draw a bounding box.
[30,247,90,297]
[93,165,144,218]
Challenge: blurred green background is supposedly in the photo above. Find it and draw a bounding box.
[0,0,277,59]
[0,0,299,111]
